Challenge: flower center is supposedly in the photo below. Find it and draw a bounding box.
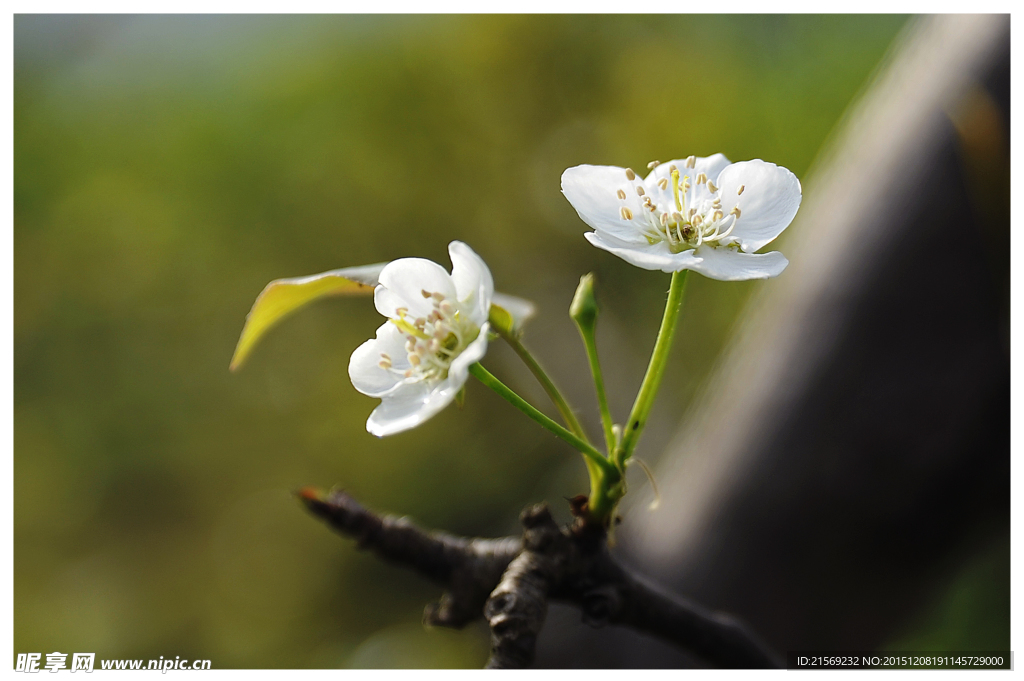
[616,157,744,254]
[378,291,479,382]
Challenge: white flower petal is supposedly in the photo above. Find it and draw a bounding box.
[375,257,457,318]
[366,379,454,437]
[449,241,494,326]
[373,286,419,319]
[584,231,702,273]
[716,160,802,253]
[561,165,650,243]
[348,322,410,398]
[688,246,789,281]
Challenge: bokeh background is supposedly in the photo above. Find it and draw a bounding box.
[14,15,1008,669]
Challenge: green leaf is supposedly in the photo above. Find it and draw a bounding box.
[229,263,387,371]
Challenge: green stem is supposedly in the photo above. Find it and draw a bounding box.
[580,330,616,455]
[614,270,689,467]
[469,363,615,478]
[497,329,589,442]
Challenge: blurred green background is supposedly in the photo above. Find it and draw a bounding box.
[15,15,917,668]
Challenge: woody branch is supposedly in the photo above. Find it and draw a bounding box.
[299,488,780,669]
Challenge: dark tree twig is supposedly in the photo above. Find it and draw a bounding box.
[299,488,780,669]
[299,487,519,628]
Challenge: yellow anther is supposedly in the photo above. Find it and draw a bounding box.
[713,210,724,222]
[625,168,636,181]
[658,178,669,190]
[693,214,703,226]
[737,185,745,195]
[685,156,696,168]
[620,206,634,220]
[636,186,645,196]
[421,289,432,298]
[671,211,682,222]
[616,189,627,200]
[730,207,742,218]
[707,180,719,193]
[660,212,669,226]
[378,360,391,370]
[696,173,707,185]
[647,160,660,169]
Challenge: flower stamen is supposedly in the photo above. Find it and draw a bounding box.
[388,291,481,384]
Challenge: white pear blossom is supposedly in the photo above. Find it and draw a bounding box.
[348,241,494,436]
[561,155,801,280]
